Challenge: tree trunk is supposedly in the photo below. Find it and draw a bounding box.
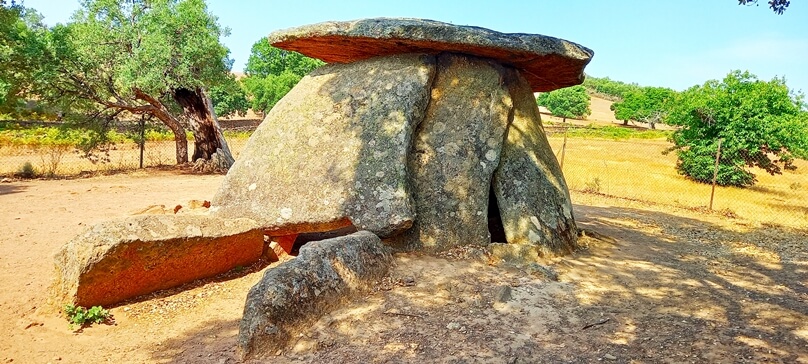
[172,87,235,171]
[133,88,188,164]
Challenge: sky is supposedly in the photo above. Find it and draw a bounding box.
[20,0,808,94]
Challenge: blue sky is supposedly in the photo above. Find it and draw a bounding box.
[22,0,808,94]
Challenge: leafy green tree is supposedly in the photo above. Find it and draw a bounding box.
[242,71,302,114]
[583,76,639,101]
[0,1,51,118]
[244,40,323,78]
[666,70,808,187]
[209,75,249,118]
[536,85,591,121]
[22,0,235,168]
[611,87,677,129]
[242,39,323,114]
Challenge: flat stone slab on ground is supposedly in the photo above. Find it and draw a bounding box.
[52,214,264,307]
[268,17,593,92]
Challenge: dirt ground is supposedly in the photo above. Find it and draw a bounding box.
[0,170,806,363]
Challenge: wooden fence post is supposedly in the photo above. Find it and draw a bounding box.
[709,138,723,210]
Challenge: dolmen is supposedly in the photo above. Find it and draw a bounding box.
[50,18,593,360]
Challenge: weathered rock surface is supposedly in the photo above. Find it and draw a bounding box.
[392,54,513,250]
[211,54,436,238]
[52,215,263,307]
[238,231,392,359]
[268,17,593,92]
[493,70,578,257]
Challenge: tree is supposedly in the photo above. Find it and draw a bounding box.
[26,0,235,169]
[210,75,249,118]
[536,85,591,121]
[611,87,677,129]
[583,75,639,101]
[242,71,302,115]
[738,0,790,14]
[0,1,52,118]
[242,39,323,114]
[244,40,323,78]
[666,70,808,187]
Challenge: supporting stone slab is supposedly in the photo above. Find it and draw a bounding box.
[393,53,513,250]
[51,215,264,307]
[211,54,436,238]
[493,70,578,256]
[237,231,392,360]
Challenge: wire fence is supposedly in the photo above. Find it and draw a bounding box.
[1,121,806,229]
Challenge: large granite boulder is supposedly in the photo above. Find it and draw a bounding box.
[493,70,578,256]
[267,17,593,92]
[237,231,392,360]
[392,54,512,250]
[211,54,436,238]
[52,215,263,307]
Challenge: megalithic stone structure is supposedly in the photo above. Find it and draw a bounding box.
[212,18,592,256]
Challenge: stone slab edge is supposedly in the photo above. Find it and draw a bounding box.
[267,17,593,92]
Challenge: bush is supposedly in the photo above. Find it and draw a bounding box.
[15,161,36,179]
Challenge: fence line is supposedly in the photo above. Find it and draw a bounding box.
[1,125,805,229]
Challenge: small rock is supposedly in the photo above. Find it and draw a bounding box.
[526,263,559,281]
[4,358,14,363]
[52,357,61,362]
[446,322,461,330]
[1,178,11,183]
[400,276,416,286]
[494,285,512,303]
[604,354,617,360]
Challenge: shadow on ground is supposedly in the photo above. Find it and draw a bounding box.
[148,204,807,363]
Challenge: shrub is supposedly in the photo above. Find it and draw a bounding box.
[15,161,36,179]
[64,304,111,329]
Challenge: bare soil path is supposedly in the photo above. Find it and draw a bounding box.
[0,171,805,363]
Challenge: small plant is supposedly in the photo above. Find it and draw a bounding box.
[15,161,37,179]
[583,177,602,194]
[64,304,111,329]
[790,182,802,191]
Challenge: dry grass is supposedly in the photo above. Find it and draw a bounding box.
[0,139,251,177]
[550,137,808,228]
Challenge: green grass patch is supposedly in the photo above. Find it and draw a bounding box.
[560,124,671,140]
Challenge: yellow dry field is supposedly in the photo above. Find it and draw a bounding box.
[549,137,808,229]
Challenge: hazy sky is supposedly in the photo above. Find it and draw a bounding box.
[21,0,808,94]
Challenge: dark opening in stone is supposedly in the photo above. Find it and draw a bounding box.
[488,185,507,243]
[291,224,360,255]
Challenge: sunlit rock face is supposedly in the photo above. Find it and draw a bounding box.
[211,54,436,238]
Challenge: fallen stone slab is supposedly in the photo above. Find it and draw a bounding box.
[211,53,435,238]
[52,215,264,307]
[268,17,593,92]
[238,231,392,360]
